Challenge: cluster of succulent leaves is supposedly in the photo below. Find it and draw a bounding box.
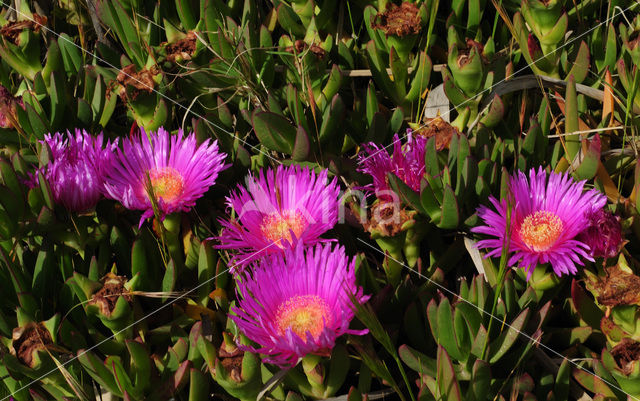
[1,0,640,400]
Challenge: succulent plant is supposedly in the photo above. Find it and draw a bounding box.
[512,0,590,82]
[363,2,434,110]
[0,0,638,400]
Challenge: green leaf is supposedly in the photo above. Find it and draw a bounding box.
[77,98,92,126]
[438,185,459,229]
[188,368,210,401]
[321,64,344,106]
[479,95,504,128]
[99,90,118,127]
[31,249,54,304]
[276,4,305,37]
[430,298,464,361]
[130,239,148,290]
[24,102,49,139]
[292,125,310,161]
[175,0,198,30]
[436,346,462,401]
[41,41,62,86]
[554,358,570,400]
[252,110,296,154]
[406,51,432,102]
[488,309,529,363]
[387,173,426,214]
[389,47,408,99]
[602,23,617,72]
[91,74,106,121]
[325,344,350,395]
[570,279,604,330]
[197,242,216,305]
[78,351,123,397]
[567,41,590,84]
[106,356,138,398]
[564,75,580,160]
[58,34,82,75]
[469,359,491,401]
[0,157,23,202]
[572,367,617,399]
[573,134,600,180]
[442,69,469,107]
[284,85,309,133]
[162,259,177,301]
[126,340,150,392]
[216,96,234,129]
[453,308,471,361]
[99,0,145,66]
[37,170,54,210]
[318,94,346,151]
[366,80,378,126]
[389,107,404,134]
[398,344,436,376]
[365,41,403,105]
[424,137,440,176]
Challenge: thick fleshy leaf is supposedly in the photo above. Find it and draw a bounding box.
[252,110,296,154]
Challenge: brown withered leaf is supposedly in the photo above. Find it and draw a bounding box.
[611,338,640,375]
[415,116,460,151]
[12,322,53,367]
[116,64,160,101]
[372,2,422,37]
[165,31,197,63]
[362,201,414,237]
[588,264,640,307]
[0,14,47,45]
[218,338,244,382]
[284,39,326,59]
[87,273,132,317]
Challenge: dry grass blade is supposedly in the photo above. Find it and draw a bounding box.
[47,351,91,401]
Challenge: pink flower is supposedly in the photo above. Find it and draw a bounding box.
[230,243,369,367]
[216,165,340,269]
[472,167,607,278]
[103,127,227,227]
[358,131,427,201]
[40,129,117,212]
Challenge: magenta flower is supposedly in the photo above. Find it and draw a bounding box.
[40,129,117,212]
[216,165,340,268]
[358,131,427,201]
[230,243,369,367]
[103,127,227,226]
[577,208,623,259]
[472,167,607,278]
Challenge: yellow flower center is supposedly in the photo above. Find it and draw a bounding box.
[519,210,563,252]
[148,167,184,204]
[275,295,331,339]
[260,210,306,247]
